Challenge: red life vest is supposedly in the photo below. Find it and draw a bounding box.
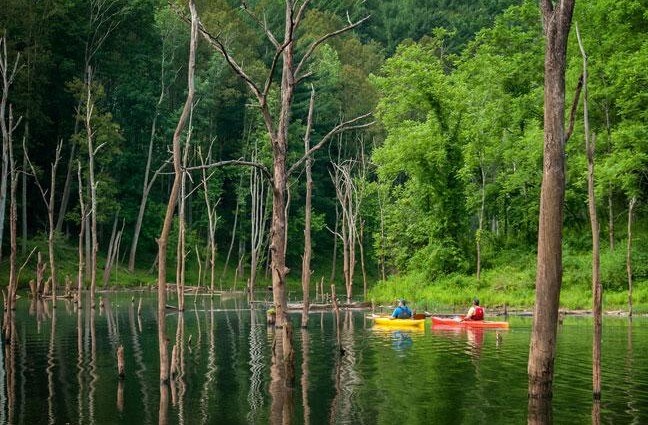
[473,306,484,320]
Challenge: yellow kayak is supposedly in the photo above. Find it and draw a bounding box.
[371,316,425,328]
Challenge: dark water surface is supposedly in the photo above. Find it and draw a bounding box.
[2,292,647,424]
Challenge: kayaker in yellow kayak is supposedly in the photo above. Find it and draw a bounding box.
[462,298,484,321]
[391,299,412,319]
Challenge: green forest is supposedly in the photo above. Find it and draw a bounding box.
[1,0,647,310]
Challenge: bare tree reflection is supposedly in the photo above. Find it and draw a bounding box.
[171,312,186,423]
[77,297,85,424]
[47,304,56,424]
[300,328,311,425]
[199,298,217,424]
[129,297,151,423]
[88,306,98,423]
[329,310,359,423]
[269,325,295,425]
[247,307,265,424]
[2,313,16,424]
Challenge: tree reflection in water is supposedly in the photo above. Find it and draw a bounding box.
[247,307,265,424]
[270,324,295,425]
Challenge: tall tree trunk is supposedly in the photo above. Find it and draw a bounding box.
[626,196,636,317]
[576,25,602,400]
[330,204,339,284]
[249,143,266,298]
[77,163,86,304]
[0,35,19,263]
[157,0,197,383]
[21,133,27,254]
[301,87,315,328]
[85,68,99,309]
[7,110,18,317]
[47,144,62,303]
[528,0,575,402]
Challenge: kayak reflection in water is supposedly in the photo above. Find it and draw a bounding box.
[392,330,413,350]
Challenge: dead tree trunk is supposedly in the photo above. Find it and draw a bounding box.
[301,87,315,328]
[331,160,359,305]
[176,111,193,312]
[157,0,197,384]
[26,140,62,302]
[198,146,219,293]
[77,162,87,303]
[576,25,602,400]
[528,0,576,402]
[0,35,21,263]
[84,68,99,309]
[249,143,267,299]
[7,109,19,316]
[626,196,636,317]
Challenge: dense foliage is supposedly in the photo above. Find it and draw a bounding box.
[0,0,646,307]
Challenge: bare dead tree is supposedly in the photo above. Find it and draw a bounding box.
[157,0,197,384]
[301,86,315,328]
[0,35,21,262]
[25,139,63,303]
[198,145,220,293]
[6,107,20,320]
[576,24,602,400]
[176,107,195,312]
[249,141,267,299]
[76,161,89,304]
[528,0,576,406]
[183,0,373,327]
[626,196,636,316]
[83,68,101,309]
[330,159,359,305]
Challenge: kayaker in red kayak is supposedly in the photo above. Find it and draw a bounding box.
[462,298,484,321]
[391,299,412,319]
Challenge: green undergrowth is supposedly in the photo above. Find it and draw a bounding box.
[368,244,648,313]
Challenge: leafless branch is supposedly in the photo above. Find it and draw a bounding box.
[288,112,373,176]
[294,15,370,79]
[184,158,272,181]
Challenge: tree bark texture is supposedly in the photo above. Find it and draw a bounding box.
[528,0,575,401]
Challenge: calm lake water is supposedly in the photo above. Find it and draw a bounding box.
[1,292,647,424]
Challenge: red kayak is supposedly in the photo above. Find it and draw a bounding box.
[431,316,509,329]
